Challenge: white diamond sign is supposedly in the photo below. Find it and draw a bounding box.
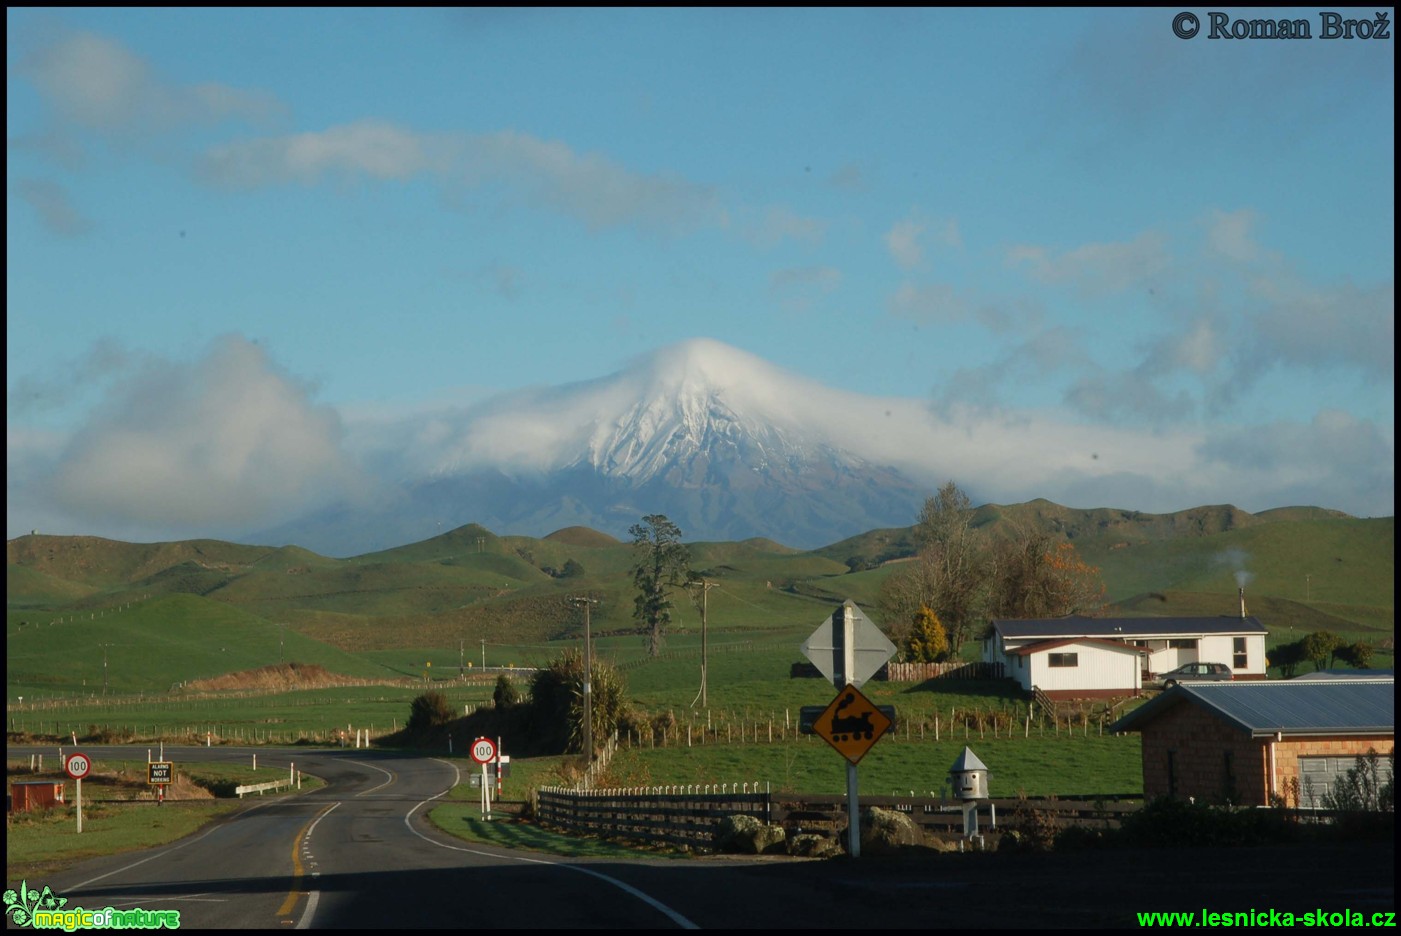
[801,600,897,689]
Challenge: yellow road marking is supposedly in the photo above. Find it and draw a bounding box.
[277,802,339,919]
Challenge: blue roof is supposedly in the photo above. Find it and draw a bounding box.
[993,615,1268,640]
[1111,678,1394,738]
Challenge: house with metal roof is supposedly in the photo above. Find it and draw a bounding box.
[1110,677,1394,806]
[982,615,1269,699]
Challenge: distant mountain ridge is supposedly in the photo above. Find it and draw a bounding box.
[7,500,1362,587]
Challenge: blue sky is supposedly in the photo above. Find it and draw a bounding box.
[6,8,1394,543]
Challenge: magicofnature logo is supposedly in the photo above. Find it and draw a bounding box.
[5,881,181,930]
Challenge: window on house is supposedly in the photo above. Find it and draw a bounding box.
[1168,639,1198,649]
[1048,653,1078,668]
[1223,751,1236,801]
[1233,637,1247,670]
[1167,750,1177,797]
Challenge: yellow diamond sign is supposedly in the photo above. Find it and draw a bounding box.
[812,683,891,765]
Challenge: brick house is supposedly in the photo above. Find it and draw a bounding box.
[1109,677,1394,806]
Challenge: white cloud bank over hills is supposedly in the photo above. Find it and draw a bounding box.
[6,335,1394,550]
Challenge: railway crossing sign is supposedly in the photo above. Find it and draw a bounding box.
[471,737,497,765]
[148,762,173,785]
[811,684,892,765]
[64,752,91,779]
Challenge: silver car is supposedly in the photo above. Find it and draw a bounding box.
[1158,661,1233,688]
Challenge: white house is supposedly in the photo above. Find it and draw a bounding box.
[984,615,1270,700]
[1002,637,1144,699]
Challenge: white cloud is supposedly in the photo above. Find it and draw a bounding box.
[1205,208,1264,264]
[889,282,968,323]
[741,205,827,247]
[200,121,729,234]
[201,120,438,187]
[885,219,924,270]
[13,178,91,237]
[1197,410,1394,516]
[769,265,841,316]
[1008,230,1170,298]
[18,30,284,135]
[885,214,960,271]
[1245,278,1394,381]
[11,336,363,539]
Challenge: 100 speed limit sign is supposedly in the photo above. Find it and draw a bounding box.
[65,752,92,779]
[470,738,497,764]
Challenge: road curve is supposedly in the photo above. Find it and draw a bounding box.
[9,746,698,929]
[10,745,1394,929]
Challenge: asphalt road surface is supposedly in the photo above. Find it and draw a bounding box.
[8,745,1395,929]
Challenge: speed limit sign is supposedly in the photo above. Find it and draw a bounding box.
[65,752,92,779]
[470,737,496,764]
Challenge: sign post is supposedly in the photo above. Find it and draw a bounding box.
[148,761,173,806]
[471,737,497,820]
[802,601,896,859]
[65,752,91,833]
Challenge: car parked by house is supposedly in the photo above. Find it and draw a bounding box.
[1156,661,1232,688]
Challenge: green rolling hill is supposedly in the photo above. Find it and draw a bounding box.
[7,502,1392,697]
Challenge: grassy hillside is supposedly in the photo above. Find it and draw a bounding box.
[6,593,386,697]
[6,504,1392,699]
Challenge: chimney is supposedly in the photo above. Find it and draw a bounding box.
[1239,587,1247,619]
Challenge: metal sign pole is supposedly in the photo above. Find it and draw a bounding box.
[76,777,83,834]
[482,763,491,820]
[839,605,860,859]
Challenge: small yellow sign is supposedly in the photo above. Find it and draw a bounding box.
[812,684,891,765]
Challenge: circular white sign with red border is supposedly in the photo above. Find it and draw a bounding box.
[65,752,92,779]
[470,737,496,764]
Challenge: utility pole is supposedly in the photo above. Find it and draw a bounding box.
[568,596,600,760]
[460,639,465,678]
[275,623,289,663]
[692,580,717,709]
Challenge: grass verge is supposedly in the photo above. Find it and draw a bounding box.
[4,760,325,880]
[426,802,689,860]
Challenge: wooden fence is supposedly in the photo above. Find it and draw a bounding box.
[534,786,1142,850]
[536,784,773,850]
[790,660,1005,681]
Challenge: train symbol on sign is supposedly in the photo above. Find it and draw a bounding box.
[829,690,876,742]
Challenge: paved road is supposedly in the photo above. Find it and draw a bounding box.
[11,746,701,928]
[9,746,1395,929]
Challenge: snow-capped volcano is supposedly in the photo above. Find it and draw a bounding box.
[259,339,936,554]
[432,338,853,484]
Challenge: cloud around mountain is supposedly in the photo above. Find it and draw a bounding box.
[6,335,1392,553]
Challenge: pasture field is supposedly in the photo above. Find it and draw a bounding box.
[7,684,497,745]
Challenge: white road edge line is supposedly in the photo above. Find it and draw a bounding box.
[293,801,340,931]
[296,890,320,930]
[347,758,397,796]
[403,759,699,930]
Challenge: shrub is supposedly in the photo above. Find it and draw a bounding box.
[407,690,454,730]
[493,674,522,709]
[528,649,629,755]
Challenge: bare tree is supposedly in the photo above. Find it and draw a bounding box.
[986,525,1106,619]
[914,481,988,655]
